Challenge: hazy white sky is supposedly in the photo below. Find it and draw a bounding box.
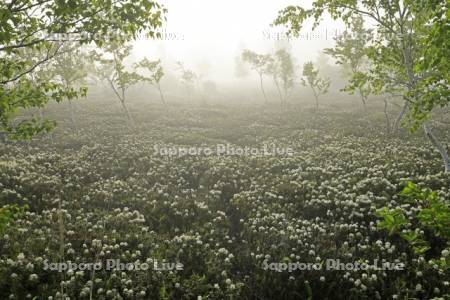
[134,0,345,83]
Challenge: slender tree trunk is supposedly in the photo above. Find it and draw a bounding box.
[39,108,44,121]
[0,131,7,143]
[273,78,284,107]
[259,73,269,104]
[397,10,448,172]
[109,79,134,127]
[157,83,167,106]
[68,100,77,131]
[359,88,367,108]
[121,100,134,126]
[423,123,450,173]
[120,89,134,127]
[49,133,54,144]
[283,87,290,107]
[393,101,409,133]
[311,87,319,111]
[383,97,391,134]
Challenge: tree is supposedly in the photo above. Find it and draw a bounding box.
[13,46,53,125]
[234,41,250,78]
[202,80,218,98]
[269,49,295,107]
[95,43,143,126]
[1,43,75,139]
[275,0,450,172]
[0,0,165,139]
[135,58,166,106]
[326,22,406,133]
[176,61,197,101]
[301,61,330,110]
[51,43,90,130]
[324,15,371,107]
[241,49,273,104]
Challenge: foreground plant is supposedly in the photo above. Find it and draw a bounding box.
[0,204,27,236]
[377,182,449,266]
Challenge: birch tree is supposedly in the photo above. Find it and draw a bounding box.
[135,58,166,105]
[275,0,450,172]
[176,61,197,101]
[52,44,90,130]
[324,15,371,107]
[95,43,142,126]
[269,49,295,107]
[301,61,330,110]
[241,49,273,104]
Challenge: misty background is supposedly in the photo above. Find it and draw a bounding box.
[117,0,348,105]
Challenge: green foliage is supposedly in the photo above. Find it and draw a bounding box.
[8,118,57,141]
[274,0,450,130]
[376,207,409,236]
[93,43,144,124]
[241,50,273,76]
[1,44,88,139]
[377,182,450,260]
[324,16,371,105]
[135,58,164,85]
[176,62,197,85]
[407,1,450,130]
[135,58,167,105]
[273,6,311,36]
[95,43,142,101]
[175,61,198,101]
[301,61,330,108]
[304,281,313,300]
[241,49,274,104]
[268,49,295,105]
[98,43,142,92]
[0,204,27,235]
[52,43,90,88]
[0,0,165,138]
[400,182,450,240]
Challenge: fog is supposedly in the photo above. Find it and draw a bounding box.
[133,0,345,85]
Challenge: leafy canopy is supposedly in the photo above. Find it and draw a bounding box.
[241,50,273,76]
[135,58,164,85]
[274,0,449,130]
[0,0,166,139]
[94,43,143,101]
[269,49,295,102]
[377,181,450,263]
[324,16,372,104]
[301,61,330,97]
[176,62,197,85]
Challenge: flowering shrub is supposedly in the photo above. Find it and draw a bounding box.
[0,104,449,299]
